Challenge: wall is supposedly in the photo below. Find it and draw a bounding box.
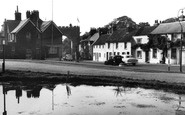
[133,35,149,63]
[93,44,106,62]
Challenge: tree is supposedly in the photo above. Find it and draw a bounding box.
[62,38,71,55]
[162,17,178,23]
[138,22,150,28]
[104,16,138,32]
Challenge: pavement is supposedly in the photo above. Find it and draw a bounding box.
[1,59,185,85]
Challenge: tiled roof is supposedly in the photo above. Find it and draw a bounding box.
[40,21,63,34]
[11,19,30,33]
[89,33,99,41]
[135,26,157,36]
[93,34,109,45]
[151,21,185,34]
[81,33,99,42]
[106,29,136,43]
[6,20,20,33]
[106,29,127,42]
[40,21,52,32]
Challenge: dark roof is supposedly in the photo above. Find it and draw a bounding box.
[106,29,136,43]
[93,34,109,45]
[40,21,63,34]
[135,26,157,36]
[151,21,185,34]
[6,20,20,33]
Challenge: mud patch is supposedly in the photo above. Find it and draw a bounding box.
[89,101,105,106]
[131,103,156,108]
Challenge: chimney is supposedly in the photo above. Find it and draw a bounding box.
[26,11,31,18]
[15,6,21,21]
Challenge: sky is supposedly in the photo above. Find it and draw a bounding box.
[0,0,185,35]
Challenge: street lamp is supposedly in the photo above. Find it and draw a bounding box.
[178,8,185,72]
[2,40,5,73]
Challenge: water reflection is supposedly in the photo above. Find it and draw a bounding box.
[113,86,131,97]
[1,81,185,115]
[176,95,185,115]
[3,84,7,115]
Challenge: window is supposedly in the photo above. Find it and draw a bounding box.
[12,46,15,52]
[0,46,3,52]
[116,42,118,49]
[99,45,101,48]
[153,48,157,58]
[171,48,176,59]
[49,46,57,54]
[122,52,125,55]
[109,52,112,56]
[26,32,31,40]
[137,38,142,44]
[108,43,110,49]
[114,52,116,56]
[117,52,120,55]
[127,52,130,55]
[137,51,142,58]
[99,53,101,57]
[125,42,127,49]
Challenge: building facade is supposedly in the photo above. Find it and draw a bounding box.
[0,6,63,59]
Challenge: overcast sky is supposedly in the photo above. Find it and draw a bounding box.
[0,0,185,34]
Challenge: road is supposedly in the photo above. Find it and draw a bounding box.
[1,59,185,84]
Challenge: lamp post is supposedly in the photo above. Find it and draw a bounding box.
[178,8,185,72]
[2,40,5,73]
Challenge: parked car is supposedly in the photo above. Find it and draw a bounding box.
[122,55,138,66]
[104,55,123,65]
[63,54,73,61]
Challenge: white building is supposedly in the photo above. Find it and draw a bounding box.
[93,29,135,62]
[151,21,185,65]
[133,26,158,63]
[93,34,108,61]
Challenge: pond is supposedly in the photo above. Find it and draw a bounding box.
[0,81,185,115]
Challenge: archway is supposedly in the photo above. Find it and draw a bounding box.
[59,24,80,61]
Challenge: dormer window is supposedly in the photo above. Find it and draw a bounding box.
[137,38,142,44]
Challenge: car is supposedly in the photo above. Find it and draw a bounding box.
[63,54,73,61]
[104,55,123,65]
[122,55,138,66]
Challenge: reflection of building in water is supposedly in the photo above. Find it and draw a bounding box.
[44,84,56,111]
[16,87,22,104]
[2,85,7,115]
[26,86,42,98]
[176,95,185,115]
[66,85,71,97]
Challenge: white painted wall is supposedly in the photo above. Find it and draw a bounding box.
[149,48,163,64]
[93,44,106,62]
[133,35,149,63]
[93,42,132,62]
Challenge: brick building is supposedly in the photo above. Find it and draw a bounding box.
[0,6,63,59]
